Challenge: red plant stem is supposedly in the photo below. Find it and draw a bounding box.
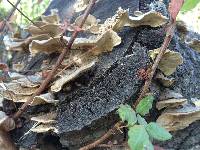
[134,22,175,107]
[13,0,96,119]
[79,122,122,150]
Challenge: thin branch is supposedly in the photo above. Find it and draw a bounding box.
[79,122,122,150]
[134,22,175,107]
[0,0,21,33]
[13,0,97,119]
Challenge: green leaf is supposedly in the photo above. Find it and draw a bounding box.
[137,114,148,126]
[146,122,172,141]
[181,0,200,12]
[136,95,154,116]
[117,104,137,126]
[143,139,154,150]
[128,125,153,150]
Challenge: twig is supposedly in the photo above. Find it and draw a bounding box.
[79,122,122,150]
[13,0,96,119]
[0,0,21,33]
[133,22,175,107]
[97,143,128,148]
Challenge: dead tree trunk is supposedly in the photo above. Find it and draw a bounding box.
[9,0,200,149]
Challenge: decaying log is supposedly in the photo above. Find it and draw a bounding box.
[6,0,200,149]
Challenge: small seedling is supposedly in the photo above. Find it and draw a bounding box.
[117,96,172,150]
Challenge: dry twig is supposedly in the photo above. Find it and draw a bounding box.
[79,122,122,150]
[133,22,175,107]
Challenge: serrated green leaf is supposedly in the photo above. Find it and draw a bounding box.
[143,139,154,150]
[146,122,172,141]
[128,125,153,150]
[136,95,154,116]
[181,0,200,12]
[117,104,137,126]
[137,114,148,126]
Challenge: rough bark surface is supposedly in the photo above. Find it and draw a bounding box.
[8,0,200,149]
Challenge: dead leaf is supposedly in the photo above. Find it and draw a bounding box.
[157,103,200,131]
[149,49,183,76]
[156,98,187,110]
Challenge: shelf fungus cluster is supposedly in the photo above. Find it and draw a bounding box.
[148,48,200,132]
[1,8,170,134]
[149,49,183,87]
[156,89,200,131]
